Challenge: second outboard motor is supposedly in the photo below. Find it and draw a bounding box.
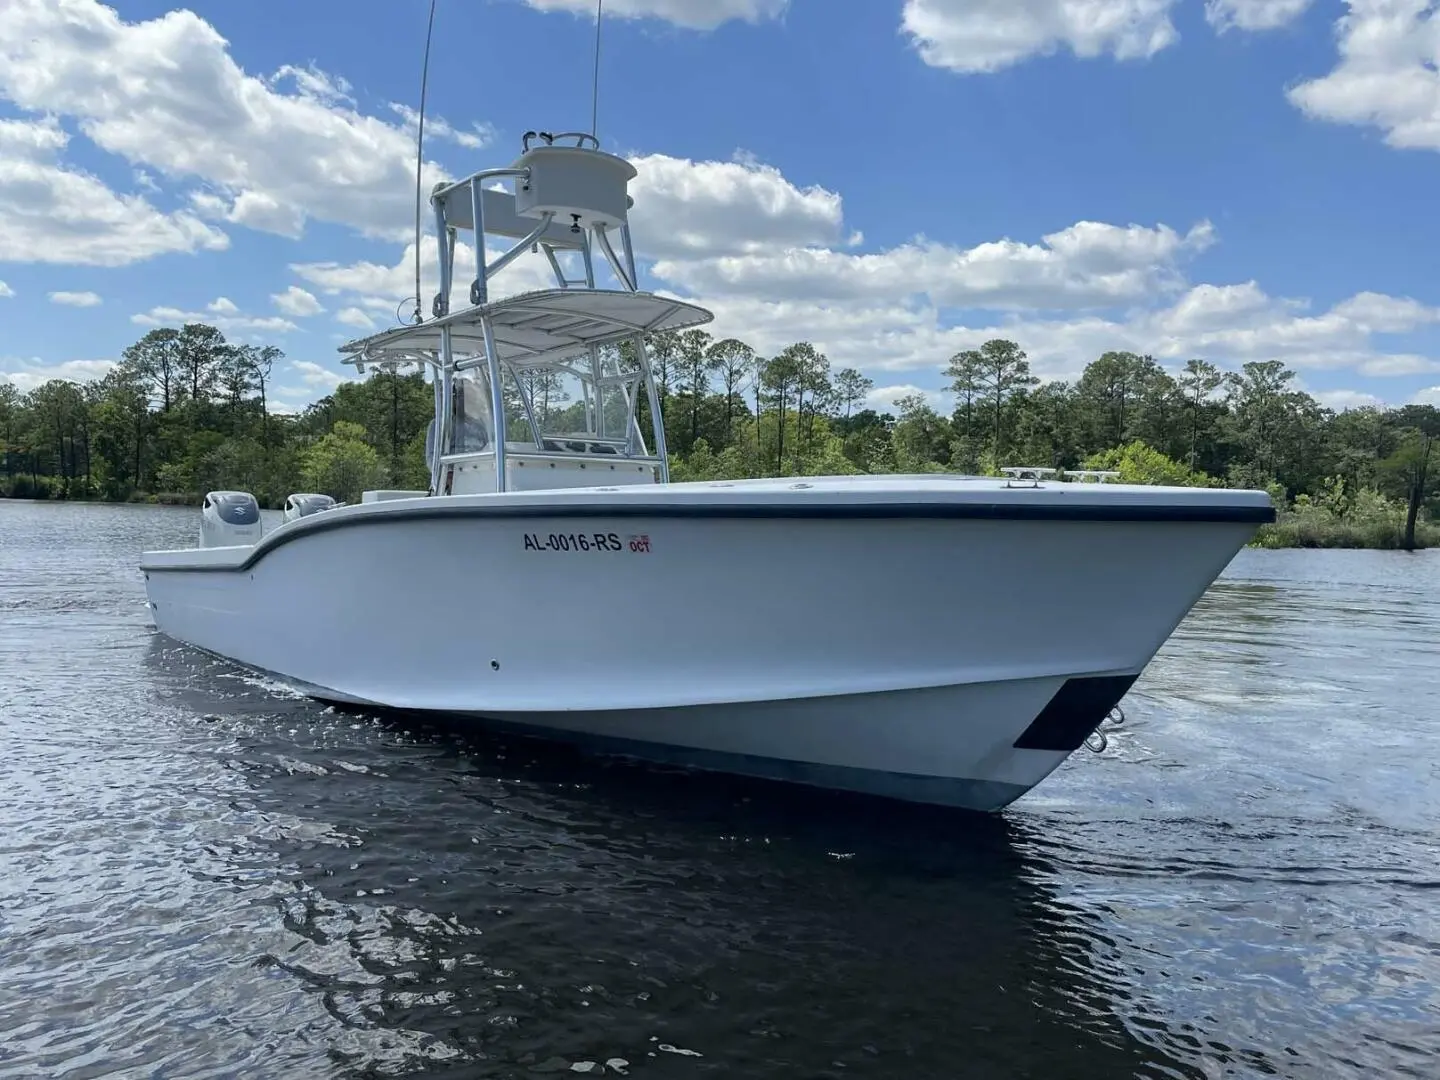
[199,490,262,548]
[282,492,337,525]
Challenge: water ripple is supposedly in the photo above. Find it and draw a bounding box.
[1,504,1438,1079]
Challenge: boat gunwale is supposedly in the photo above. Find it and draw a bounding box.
[140,493,1276,574]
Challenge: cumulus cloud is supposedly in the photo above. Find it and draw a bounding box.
[131,299,299,337]
[291,234,571,327]
[0,116,228,266]
[289,359,352,391]
[653,220,1215,310]
[676,277,1440,390]
[0,358,117,393]
[4,0,1432,415]
[0,0,474,243]
[48,291,102,307]
[271,285,324,318]
[629,151,847,259]
[1205,0,1314,32]
[519,0,788,29]
[901,0,1180,74]
[387,104,496,152]
[335,306,378,332]
[1287,1,1440,151]
[1313,388,1384,411]
[865,383,949,413]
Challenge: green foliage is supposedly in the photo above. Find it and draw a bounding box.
[1081,441,1212,487]
[301,420,387,503]
[4,321,1438,550]
[1253,485,1437,549]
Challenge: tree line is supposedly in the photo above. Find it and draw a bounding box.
[2,321,1436,548]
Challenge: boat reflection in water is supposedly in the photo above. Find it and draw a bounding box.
[149,639,1277,1080]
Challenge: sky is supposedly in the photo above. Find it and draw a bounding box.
[1,0,1439,416]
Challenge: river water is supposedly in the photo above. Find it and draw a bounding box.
[1,500,1437,1079]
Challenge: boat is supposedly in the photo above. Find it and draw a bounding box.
[139,129,1276,812]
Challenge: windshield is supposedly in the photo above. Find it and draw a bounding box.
[452,373,493,452]
[449,353,650,456]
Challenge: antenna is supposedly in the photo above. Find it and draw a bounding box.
[590,0,603,140]
[412,0,439,325]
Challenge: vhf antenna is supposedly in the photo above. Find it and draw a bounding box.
[410,0,438,326]
[405,0,604,327]
[591,0,604,140]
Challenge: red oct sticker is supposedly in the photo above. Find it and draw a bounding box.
[626,534,652,554]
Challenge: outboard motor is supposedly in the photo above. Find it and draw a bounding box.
[199,490,262,548]
[282,492,337,525]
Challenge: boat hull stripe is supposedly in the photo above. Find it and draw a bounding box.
[143,498,1276,574]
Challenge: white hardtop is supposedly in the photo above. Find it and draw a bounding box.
[339,288,711,374]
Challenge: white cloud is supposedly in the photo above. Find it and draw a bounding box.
[292,234,566,325]
[0,0,854,301]
[680,278,1440,389]
[653,219,1215,310]
[1205,0,1314,32]
[188,87,1431,419]
[1314,388,1383,411]
[1330,291,1440,333]
[288,127,1437,392]
[131,300,299,337]
[0,116,228,266]
[1356,354,1440,376]
[335,307,378,331]
[387,104,496,151]
[289,360,351,391]
[519,0,788,29]
[1287,1,1440,151]
[48,290,102,307]
[901,0,1180,74]
[271,285,324,318]
[629,151,846,259]
[266,397,304,415]
[865,384,949,413]
[0,281,13,298]
[0,358,116,393]
[0,0,476,243]
[1411,385,1440,406]
[289,145,847,342]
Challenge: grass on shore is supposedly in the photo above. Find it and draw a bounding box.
[1252,487,1437,550]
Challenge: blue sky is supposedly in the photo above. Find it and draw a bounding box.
[2,0,1438,414]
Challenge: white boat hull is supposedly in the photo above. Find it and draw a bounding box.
[141,477,1271,811]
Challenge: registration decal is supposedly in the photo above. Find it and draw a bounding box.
[522,531,651,553]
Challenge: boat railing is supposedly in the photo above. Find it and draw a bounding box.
[1000,466,1122,486]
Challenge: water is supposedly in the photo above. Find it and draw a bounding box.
[1,500,1437,1079]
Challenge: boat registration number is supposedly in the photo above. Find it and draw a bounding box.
[523,531,651,554]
